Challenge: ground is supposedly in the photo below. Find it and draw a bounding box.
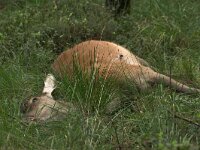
[0,0,200,149]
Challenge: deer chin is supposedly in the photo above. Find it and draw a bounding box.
[24,112,70,123]
[22,112,56,123]
[24,115,35,121]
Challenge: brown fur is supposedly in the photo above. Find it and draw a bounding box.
[21,74,75,123]
[52,40,200,93]
[21,40,200,123]
[21,94,74,123]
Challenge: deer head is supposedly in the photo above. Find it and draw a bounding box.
[20,74,74,123]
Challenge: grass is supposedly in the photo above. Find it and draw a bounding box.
[0,0,200,149]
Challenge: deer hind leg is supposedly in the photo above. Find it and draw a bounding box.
[118,65,152,91]
[130,65,159,91]
[134,76,150,91]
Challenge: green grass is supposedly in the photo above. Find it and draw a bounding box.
[0,0,200,149]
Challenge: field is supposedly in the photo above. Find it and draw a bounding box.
[0,0,200,149]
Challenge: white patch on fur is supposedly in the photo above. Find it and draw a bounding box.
[42,74,56,97]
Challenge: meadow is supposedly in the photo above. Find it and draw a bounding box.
[0,0,200,149]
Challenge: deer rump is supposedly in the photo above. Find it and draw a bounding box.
[52,40,200,94]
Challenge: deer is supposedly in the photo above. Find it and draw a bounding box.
[20,40,200,123]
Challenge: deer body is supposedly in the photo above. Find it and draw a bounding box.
[52,40,200,93]
[21,40,200,123]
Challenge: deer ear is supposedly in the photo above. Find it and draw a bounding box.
[42,74,56,98]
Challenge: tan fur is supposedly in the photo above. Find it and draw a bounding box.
[20,94,73,123]
[21,40,200,123]
[21,74,74,123]
[52,40,200,93]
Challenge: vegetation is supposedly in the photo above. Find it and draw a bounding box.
[0,0,200,149]
[105,0,131,16]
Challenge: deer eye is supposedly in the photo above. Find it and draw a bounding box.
[32,97,38,103]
